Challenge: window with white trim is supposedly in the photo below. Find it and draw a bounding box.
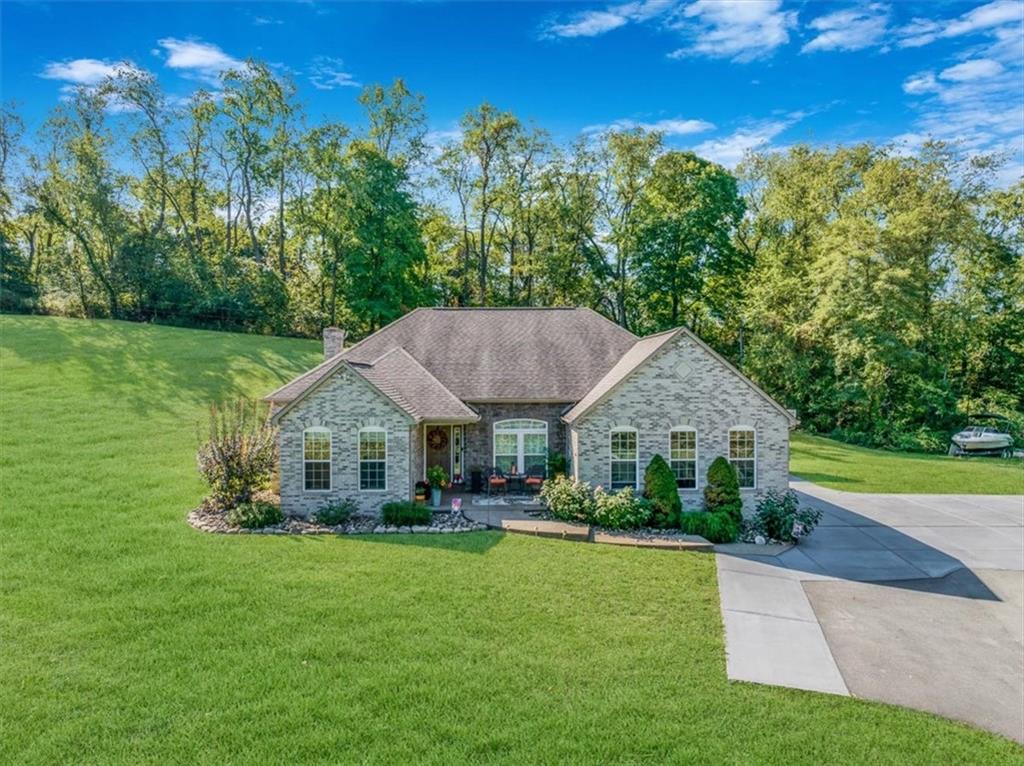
[670,429,697,489]
[493,419,547,474]
[303,428,331,491]
[610,429,638,489]
[359,427,387,491]
[729,427,756,489]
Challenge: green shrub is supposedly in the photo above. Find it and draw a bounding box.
[748,490,822,543]
[546,450,568,477]
[226,500,283,529]
[591,486,651,530]
[704,456,742,523]
[381,501,432,526]
[679,511,738,544]
[540,475,596,522]
[643,454,682,528]
[313,499,357,526]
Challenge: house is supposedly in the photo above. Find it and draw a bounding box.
[264,307,798,517]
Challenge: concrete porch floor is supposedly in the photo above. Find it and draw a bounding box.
[435,492,544,529]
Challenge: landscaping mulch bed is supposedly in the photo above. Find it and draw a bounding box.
[187,505,488,535]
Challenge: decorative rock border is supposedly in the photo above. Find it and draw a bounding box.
[187,506,488,536]
[499,518,714,551]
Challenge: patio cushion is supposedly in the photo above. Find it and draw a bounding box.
[489,476,507,485]
[525,477,543,485]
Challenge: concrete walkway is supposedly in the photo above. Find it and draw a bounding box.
[716,481,1024,739]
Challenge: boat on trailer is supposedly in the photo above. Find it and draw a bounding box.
[949,425,1015,457]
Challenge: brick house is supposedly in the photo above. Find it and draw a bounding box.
[265,307,798,517]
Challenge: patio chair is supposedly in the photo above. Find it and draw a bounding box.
[525,464,546,495]
[486,467,508,497]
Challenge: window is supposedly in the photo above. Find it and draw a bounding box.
[729,427,756,489]
[610,428,638,489]
[359,428,387,491]
[670,429,697,489]
[493,419,548,474]
[303,428,331,491]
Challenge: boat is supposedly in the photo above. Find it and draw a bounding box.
[949,425,1015,457]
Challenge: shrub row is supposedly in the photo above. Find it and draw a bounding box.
[381,501,433,527]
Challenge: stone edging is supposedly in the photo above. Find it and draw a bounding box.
[187,507,488,536]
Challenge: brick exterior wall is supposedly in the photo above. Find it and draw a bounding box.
[570,333,791,512]
[462,402,570,474]
[277,366,414,517]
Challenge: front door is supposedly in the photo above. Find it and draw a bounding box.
[424,425,452,479]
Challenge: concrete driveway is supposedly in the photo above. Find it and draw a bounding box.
[716,480,1024,741]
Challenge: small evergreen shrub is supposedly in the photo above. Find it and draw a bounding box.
[704,456,742,523]
[226,500,283,529]
[748,490,822,543]
[546,450,568,477]
[381,501,432,526]
[643,454,682,528]
[540,476,596,522]
[679,511,738,544]
[591,486,651,530]
[313,499,357,526]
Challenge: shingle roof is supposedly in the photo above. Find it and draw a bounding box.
[351,348,479,423]
[266,307,639,405]
[561,328,682,423]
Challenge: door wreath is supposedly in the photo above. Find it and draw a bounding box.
[426,427,449,451]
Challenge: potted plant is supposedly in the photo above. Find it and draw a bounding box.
[426,465,449,508]
[414,480,429,504]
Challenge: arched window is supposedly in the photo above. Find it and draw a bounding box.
[729,427,756,489]
[609,427,638,490]
[303,427,332,491]
[358,427,387,491]
[670,428,698,490]
[493,419,548,474]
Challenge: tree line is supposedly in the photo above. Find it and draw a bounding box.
[1,62,1021,450]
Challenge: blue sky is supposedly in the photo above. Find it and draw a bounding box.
[3,1,1022,178]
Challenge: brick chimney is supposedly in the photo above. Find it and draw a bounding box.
[323,327,346,359]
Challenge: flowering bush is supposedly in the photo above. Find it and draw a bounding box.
[591,486,651,530]
[196,400,277,509]
[426,465,449,490]
[540,475,596,522]
[746,490,822,543]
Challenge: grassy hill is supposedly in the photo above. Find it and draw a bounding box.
[2,315,1020,764]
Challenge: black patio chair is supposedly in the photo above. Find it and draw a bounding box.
[486,466,508,497]
[525,464,546,495]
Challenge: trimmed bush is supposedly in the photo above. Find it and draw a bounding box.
[704,456,742,523]
[679,511,738,544]
[540,475,596,522]
[546,450,568,477]
[226,500,283,529]
[748,490,822,543]
[381,501,432,527]
[591,486,651,530]
[643,454,682,528]
[313,499,357,526]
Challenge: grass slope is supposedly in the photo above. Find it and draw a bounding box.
[2,315,1020,764]
[792,432,1022,495]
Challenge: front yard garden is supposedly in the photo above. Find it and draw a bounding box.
[2,316,1021,763]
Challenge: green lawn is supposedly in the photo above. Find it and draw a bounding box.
[792,432,1023,495]
[2,315,1021,764]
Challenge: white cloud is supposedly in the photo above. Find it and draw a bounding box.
[940,58,1005,81]
[667,0,797,62]
[541,0,674,38]
[308,57,360,90]
[802,3,890,53]
[252,15,283,26]
[902,71,940,94]
[584,116,715,136]
[40,58,135,85]
[691,117,797,167]
[157,38,246,84]
[898,0,1023,48]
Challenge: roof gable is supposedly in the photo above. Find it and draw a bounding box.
[562,327,798,426]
